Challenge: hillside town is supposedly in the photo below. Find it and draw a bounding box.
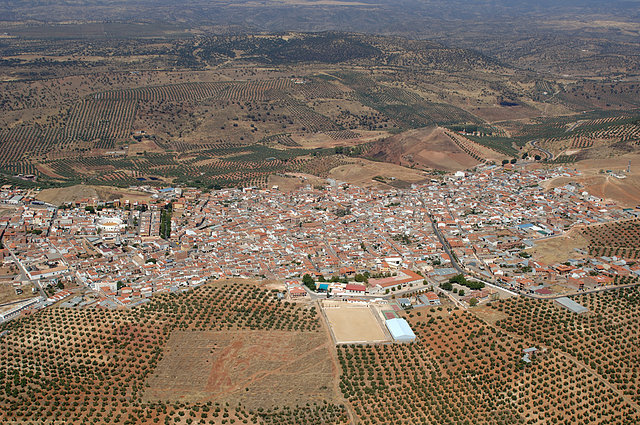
[0,163,639,320]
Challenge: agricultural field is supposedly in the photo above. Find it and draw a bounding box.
[466,112,640,159]
[0,280,349,425]
[1,31,639,189]
[489,287,640,404]
[582,219,640,259]
[339,305,640,425]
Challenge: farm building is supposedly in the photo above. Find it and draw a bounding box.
[385,318,416,343]
[555,297,589,314]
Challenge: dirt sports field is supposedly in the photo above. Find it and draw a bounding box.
[322,301,389,344]
[143,330,336,410]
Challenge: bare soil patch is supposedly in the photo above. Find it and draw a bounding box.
[127,139,165,155]
[366,127,479,171]
[542,153,640,207]
[267,173,326,191]
[530,227,589,265]
[0,279,34,305]
[36,184,152,205]
[144,330,335,410]
[328,157,428,188]
[322,301,389,344]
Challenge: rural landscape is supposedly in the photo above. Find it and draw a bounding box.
[1,0,640,424]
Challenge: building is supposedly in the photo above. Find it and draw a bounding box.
[419,292,441,306]
[345,283,366,294]
[370,269,424,292]
[555,297,588,314]
[385,318,416,343]
[288,287,307,298]
[286,282,307,299]
[0,297,41,322]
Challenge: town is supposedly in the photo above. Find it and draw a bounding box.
[1,162,638,328]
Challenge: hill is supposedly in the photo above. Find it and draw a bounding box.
[365,127,481,171]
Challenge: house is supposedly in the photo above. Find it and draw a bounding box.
[288,286,307,298]
[419,291,441,306]
[339,267,356,278]
[522,347,538,363]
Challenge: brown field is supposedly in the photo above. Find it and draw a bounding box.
[0,279,35,305]
[144,330,335,409]
[36,184,152,205]
[366,127,480,171]
[267,173,326,191]
[127,139,166,155]
[474,104,542,122]
[322,302,389,344]
[328,157,428,188]
[529,226,589,264]
[293,130,387,149]
[542,153,640,207]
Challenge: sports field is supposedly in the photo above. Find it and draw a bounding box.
[322,301,389,344]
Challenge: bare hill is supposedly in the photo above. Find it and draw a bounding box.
[366,127,480,171]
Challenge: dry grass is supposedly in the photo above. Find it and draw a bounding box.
[529,227,589,265]
[0,279,35,305]
[144,330,335,410]
[328,157,428,188]
[36,184,152,205]
[541,153,640,207]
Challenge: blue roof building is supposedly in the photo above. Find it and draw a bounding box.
[385,318,416,343]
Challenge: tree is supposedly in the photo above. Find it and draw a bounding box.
[510,158,517,164]
[440,281,453,291]
[469,298,478,307]
[502,159,509,166]
[302,274,316,291]
[458,289,465,297]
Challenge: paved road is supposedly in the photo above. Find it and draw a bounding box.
[530,139,554,161]
[428,213,464,275]
[7,247,47,299]
[45,207,57,238]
